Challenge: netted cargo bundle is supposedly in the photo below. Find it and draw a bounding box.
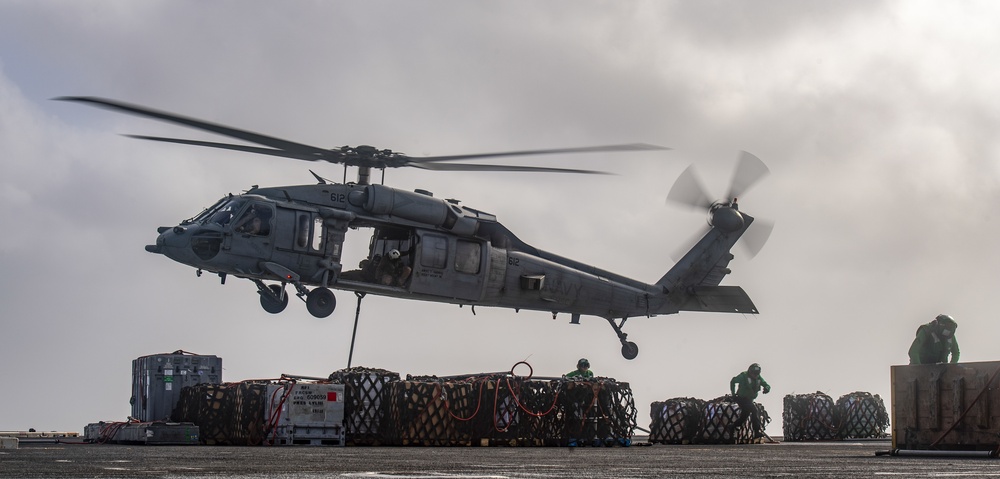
[835,391,889,439]
[648,397,706,444]
[171,381,267,445]
[561,378,636,446]
[604,381,638,442]
[514,378,564,446]
[327,367,400,446]
[384,378,474,446]
[377,374,634,447]
[701,395,770,444]
[442,375,563,446]
[782,392,838,441]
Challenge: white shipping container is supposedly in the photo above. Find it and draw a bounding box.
[265,383,345,446]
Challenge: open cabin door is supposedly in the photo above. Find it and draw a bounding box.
[410,230,488,301]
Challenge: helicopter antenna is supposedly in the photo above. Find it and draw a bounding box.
[309,170,329,185]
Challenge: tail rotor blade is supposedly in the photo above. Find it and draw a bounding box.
[667,165,714,210]
[726,151,770,201]
[739,218,774,259]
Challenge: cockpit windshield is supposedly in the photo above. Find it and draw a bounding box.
[183,197,229,225]
[206,198,249,226]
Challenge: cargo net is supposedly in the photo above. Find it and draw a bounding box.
[381,376,635,447]
[782,392,838,441]
[327,367,400,446]
[835,391,889,439]
[701,395,770,444]
[171,381,268,445]
[562,378,637,447]
[648,398,706,444]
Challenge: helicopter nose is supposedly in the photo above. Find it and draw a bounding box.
[148,226,180,253]
[150,226,196,261]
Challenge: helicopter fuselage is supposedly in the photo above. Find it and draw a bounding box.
[147,182,690,319]
[146,180,760,359]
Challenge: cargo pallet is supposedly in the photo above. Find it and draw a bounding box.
[891,361,1000,451]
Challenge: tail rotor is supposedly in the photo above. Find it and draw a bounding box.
[667,151,773,260]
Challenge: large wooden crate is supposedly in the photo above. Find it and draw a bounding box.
[891,361,1000,450]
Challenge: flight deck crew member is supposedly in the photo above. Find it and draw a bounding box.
[730,363,770,439]
[908,314,960,365]
[565,358,594,378]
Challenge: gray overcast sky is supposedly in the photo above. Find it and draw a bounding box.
[2,1,999,435]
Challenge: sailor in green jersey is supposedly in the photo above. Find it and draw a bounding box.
[565,358,594,378]
[730,363,771,439]
[908,314,960,365]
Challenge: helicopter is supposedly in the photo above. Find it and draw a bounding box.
[57,96,772,360]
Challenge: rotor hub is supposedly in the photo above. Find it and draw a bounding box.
[710,203,745,233]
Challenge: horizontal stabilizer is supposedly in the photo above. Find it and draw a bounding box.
[678,286,758,314]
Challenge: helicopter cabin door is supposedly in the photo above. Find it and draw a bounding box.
[270,205,328,281]
[224,201,274,262]
[410,230,487,301]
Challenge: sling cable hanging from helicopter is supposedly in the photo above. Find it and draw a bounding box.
[347,292,366,369]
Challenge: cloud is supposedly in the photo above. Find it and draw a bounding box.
[2,1,1000,435]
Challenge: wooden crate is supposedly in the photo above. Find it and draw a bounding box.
[891,361,1000,450]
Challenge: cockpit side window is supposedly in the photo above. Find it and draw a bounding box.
[234,203,273,236]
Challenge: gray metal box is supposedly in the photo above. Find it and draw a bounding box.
[265,383,345,446]
[131,351,222,422]
[84,422,199,445]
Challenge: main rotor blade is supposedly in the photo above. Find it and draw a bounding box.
[411,143,668,163]
[667,164,714,210]
[726,151,770,201]
[124,135,327,162]
[57,96,668,173]
[54,96,331,158]
[411,161,610,174]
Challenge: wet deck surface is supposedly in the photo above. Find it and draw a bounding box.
[2,440,997,478]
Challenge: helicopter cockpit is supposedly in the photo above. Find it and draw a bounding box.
[148,195,278,268]
[183,196,274,233]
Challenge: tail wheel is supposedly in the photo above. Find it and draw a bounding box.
[621,341,639,360]
[306,287,336,318]
[259,284,288,314]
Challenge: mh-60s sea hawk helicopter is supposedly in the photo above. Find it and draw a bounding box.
[59,96,772,360]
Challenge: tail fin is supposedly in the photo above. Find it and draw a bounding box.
[656,212,758,314]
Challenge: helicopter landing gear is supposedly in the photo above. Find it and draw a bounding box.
[621,341,639,360]
[256,281,288,314]
[606,317,639,360]
[306,287,337,318]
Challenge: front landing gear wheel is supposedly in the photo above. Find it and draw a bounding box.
[306,287,336,318]
[620,341,639,360]
[260,284,288,314]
